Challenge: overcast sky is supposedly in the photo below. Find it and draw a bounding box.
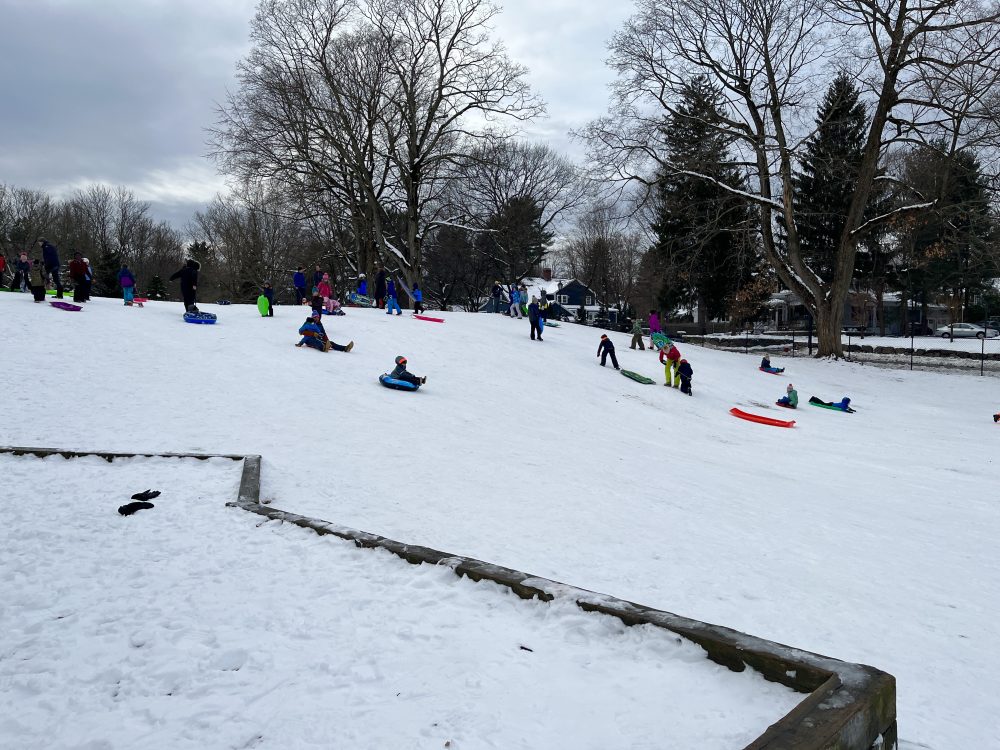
[0,0,632,226]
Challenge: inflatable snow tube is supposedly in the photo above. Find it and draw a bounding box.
[184,311,218,325]
[379,373,419,391]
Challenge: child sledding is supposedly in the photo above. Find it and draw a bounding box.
[776,384,798,408]
[296,311,353,352]
[380,355,426,391]
[759,355,784,374]
[809,396,855,413]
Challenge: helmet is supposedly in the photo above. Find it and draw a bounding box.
[395,355,407,365]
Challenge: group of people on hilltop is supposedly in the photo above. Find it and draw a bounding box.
[2,240,96,303]
[353,266,424,315]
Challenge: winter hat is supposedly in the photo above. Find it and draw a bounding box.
[600,334,608,339]
[787,383,794,392]
[395,355,407,365]
[680,358,688,363]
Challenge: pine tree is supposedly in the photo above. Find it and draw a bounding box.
[792,73,868,283]
[651,75,757,322]
[146,275,167,300]
[477,196,553,282]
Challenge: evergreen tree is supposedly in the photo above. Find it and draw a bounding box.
[91,249,122,297]
[476,196,553,282]
[901,144,996,320]
[651,75,757,321]
[791,73,869,283]
[146,275,167,300]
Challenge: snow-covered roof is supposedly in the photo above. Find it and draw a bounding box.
[521,276,574,302]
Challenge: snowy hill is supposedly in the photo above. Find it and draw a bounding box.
[2,293,999,748]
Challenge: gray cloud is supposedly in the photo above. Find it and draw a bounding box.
[0,0,629,225]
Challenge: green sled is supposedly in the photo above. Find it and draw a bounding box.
[809,401,855,413]
[257,295,270,317]
[651,332,672,350]
[621,369,654,384]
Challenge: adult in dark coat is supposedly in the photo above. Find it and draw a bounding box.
[528,297,543,341]
[68,251,88,302]
[374,268,387,309]
[169,259,201,311]
[491,281,503,313]
[40,238,63,298]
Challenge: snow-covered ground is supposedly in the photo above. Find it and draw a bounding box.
[1,454,798,749]
[2,293,999,748]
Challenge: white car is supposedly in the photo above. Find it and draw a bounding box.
[936,323,999,339]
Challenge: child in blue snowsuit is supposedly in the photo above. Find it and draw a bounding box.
[412,283,424,314]
[760,355,784,374]
[296,312,353,352]
[385,279,402,315]
[678,358,693,394]
[263,282,274,316]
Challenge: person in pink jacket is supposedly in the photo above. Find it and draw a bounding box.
[317,273,334,313]
[659,342,682,387]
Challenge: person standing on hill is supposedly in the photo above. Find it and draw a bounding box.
[317,273,333,312]
[374,267,387,309]
[659,342,682,387]
[630,318,645,350]
[508,285,522,318]
[293,266,307,304]
[385,277,402,315]
[0,253,6,287]
[312,264,324,291]
[117,263,137,306]
[412,282,424,314]
[491,281,503,313]
[68,251,88,302]
[40,238,63,299]
[597,334,620,369]
[528,296,543,341]
[263,281,275,316]
[29,258,47,302]
[648,310,661,350]
[169,259,200,312]
[10,251,29,292]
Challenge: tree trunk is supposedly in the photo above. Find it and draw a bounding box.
[814,300,845,358]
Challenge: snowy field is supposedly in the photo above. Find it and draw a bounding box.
[2,293,999,748]
[0,454,799,749]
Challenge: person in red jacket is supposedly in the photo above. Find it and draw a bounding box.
[68,251,88,303]
[659,342,682,387]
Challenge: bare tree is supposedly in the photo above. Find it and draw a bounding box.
[585,0,1000,356]
[565,203,645,320]
[213,0,543,292]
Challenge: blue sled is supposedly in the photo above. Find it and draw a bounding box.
[379,374,419,391]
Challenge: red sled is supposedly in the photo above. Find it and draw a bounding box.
[729,407,795,428]
[759,367,785,375]
[414,314,444,323]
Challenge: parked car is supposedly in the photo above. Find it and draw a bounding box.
[974,320,1000,334]
[936,323,999,339]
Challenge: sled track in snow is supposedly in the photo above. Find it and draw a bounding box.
[2,445,896,750]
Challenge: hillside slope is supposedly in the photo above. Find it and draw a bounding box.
[2,294,998,748]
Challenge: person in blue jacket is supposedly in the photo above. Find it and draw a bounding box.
[385,278,402,315]
[296,311,353,352]
[40,238,63,298]
[293,266,307,304]
[508,285,522,318]
[357,274,367,296]
[412,282,424,314]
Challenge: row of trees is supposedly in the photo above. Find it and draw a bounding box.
[0,184,184,298]
[585,0,1000,356]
